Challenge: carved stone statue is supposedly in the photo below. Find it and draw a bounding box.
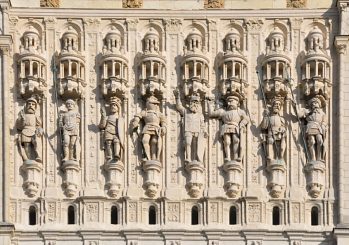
[297,96,327,163]
[59,99,80,162]
[99,97,124,163]
[207,95,249,162]
[260,97,286,161]
[16,97,43,162]
[131,96,166,161]
[174,90,207,163]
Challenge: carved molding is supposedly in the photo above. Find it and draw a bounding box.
[123,0,143,8]
[40,0,60,8]
[287,0,306,8]
[204,0,224,9]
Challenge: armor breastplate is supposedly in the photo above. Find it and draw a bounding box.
[144,111,160,126]
[184,112,201,133]
[222,110,240,124]
[63,112,78,130]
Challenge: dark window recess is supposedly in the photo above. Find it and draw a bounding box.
[149,206,156,225]
[191,206,199,225]
[229,206,237,225]
[29,206,37,225]
[311,207,319,226]
[68,206,75,224]
[111,206,119,224]
[272,206,280,225]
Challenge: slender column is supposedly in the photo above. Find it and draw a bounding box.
[0,35,12,222]
[335,35,349,226]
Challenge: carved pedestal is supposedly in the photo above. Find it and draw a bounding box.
[21,160,42,197]
[143,160,161,198]
[62,160,80,197]
[185,160,204,198]
[266,160,286,198]
[104,160,124,198]
[304,161,325,198]
[223,160,243,198]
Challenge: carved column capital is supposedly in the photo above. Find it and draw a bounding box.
[337,0,349,12]
[335,35,349,55]
[163,19,182,32]
[125,18,139,31]
[0,35,12,56]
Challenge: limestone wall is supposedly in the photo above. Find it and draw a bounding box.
[0,3,343,245]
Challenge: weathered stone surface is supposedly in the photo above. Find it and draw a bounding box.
[0,1,346,245]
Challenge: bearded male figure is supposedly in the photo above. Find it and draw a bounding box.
[16,97,43,162]
[297,96,327,162]
[207,95,249,162]
[174,90,207,163]
[260,97,286,161]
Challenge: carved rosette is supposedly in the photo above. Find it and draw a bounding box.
[181,29,209,99]
[21,160,42,197]
[100,27,128,99]
[185,161,204,198]
[17,26,47,99]
[143,160,161,198]
[138,28,166,99]
[61,160,80,197]
[223,161,243,198]
[57,27,86,99]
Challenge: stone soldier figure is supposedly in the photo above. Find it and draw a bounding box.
[260,97,286,161]
[207,95,249,162]
[131,96,166,161]
[59,99,80,162]
[99,97,124,162]
[16,97,43,162]
[174,90,207,163]
[297,96,327,162]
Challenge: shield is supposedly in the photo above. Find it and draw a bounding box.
[197,132,206,162]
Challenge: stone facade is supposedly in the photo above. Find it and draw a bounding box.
[0,0,349,245]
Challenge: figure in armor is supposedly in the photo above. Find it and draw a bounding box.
[298,96,327,162]
[59,99,80,162]
[131,96,166,161]
[174,90,207,163]
[207,95,249,162]
[260,97,286,161]
[99,97,124,162]
[16,97,43,162]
